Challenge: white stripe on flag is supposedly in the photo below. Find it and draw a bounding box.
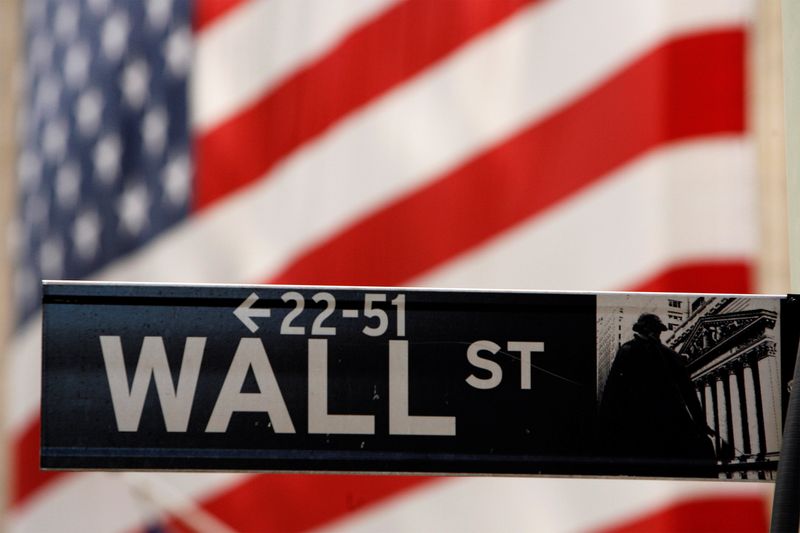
[312,477,769,533]
[192,0,402,131]
[193,0,751,133]
[413,136,757,291]
[8,472,247,533]
[8,315,40,433]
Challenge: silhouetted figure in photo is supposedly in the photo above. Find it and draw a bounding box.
[599,313,716,463]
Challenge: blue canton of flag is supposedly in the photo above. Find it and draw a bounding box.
[14,0,192,324]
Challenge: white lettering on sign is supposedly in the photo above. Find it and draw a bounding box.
[101,336,457,436]
[233,292,271,333]
[465,340,545,390]
[362,293,388,336]
[232,291,407,337]
[465,340,502,389]
[100,335,205,432]
[280,291,306,335]
[389,340,456,436]
[308,338,375,434]
[206,338,296,433]
[507,341,545,390]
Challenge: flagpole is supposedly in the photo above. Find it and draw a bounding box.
[771,2,800,531]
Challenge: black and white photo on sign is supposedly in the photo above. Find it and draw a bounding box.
[596,293,780,480]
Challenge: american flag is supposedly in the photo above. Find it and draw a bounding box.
[8,0,774,531]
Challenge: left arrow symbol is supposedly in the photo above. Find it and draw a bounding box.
[234,292,271,332]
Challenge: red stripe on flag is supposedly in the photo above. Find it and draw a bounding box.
[592,495,769,533]
[629,261,753,294]
[11,418,65,507]
[268,30,745,286]
[194,0,537,210]
[164,474,434,533]
[194,0,251,31]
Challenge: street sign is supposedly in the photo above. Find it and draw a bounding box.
[41,282,800,479]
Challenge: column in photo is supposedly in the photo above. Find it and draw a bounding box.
[598,293,783,479]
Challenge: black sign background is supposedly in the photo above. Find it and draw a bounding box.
[41,283,792,478]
